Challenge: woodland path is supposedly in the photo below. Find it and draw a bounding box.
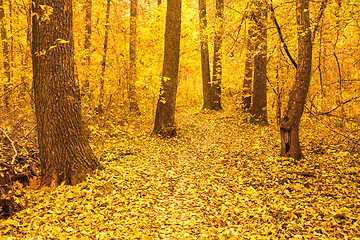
[105,111,279,239]
[3,111,358,239]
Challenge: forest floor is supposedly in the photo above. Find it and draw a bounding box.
[0,110,359,239]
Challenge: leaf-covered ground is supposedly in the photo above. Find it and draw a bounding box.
[0,111,359,239]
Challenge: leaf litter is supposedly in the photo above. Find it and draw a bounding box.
[0,110,359,239]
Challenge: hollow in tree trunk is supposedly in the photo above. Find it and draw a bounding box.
[32,0,101,187]
[152,0,181,137]
[280,0,312,160]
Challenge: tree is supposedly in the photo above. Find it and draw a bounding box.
[242,3,255,112]
[198,0,211,110]
[152,0,182,137]
[128,0,140,115]
[98,0,111,115]
[251,0,267,123]
[0,0,11,108]
[210,0,224,111]
[83,0,92,94]
[32,0,101,187]
[280,0,312,160]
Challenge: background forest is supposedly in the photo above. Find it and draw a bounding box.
[0,0,359,239]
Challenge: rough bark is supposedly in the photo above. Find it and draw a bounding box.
[210,0,224,111]
[32,0,101,187]
[152,0,181,137]
[242,9,255,112]
[128,0,140,115]
[83,0,92,94]
[98,0,111,115]
[0,0,11,108]
[199,0,211,110]
[280,0,312,160]
[251,0,268,122]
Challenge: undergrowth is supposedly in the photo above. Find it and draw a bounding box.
[0,110,359,239]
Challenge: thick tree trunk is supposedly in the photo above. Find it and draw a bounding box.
[152,0,181,137]
[210,0,223,111]
[83,0,92,94]
[128,0,140,115]
[199,0,211,110]
[280,0,312,160]
[32,0,101,187]
[0,0,11,108]
[99,0,111,115]
[242,11,254,112]
[251,0,267,123]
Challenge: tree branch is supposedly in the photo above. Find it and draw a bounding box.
[0,127,18,165]
[269,1,297,69]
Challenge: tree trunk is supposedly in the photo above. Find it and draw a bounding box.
[251,0,267,123]
[210,0,223,111]
[98,0,111,115]
[0,0,11,108]
[280,0,312,160]
[199,0,211,110]
[152,0,181,137]
[242,9,255,112]
[128,0,140,115]
[32,0,101,187]
[83,0,92,94]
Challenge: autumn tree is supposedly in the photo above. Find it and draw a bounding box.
[152,0,182,137]
[98,0,111,115]
[199,0,211,110]
[83,0,92,94]
[251,0,267,122]
[32,0,101,187]
[128,0,140,115]
[210,0,224,111]
[242,2,255,112]
[0,0,10,108]
[280,0,312,160]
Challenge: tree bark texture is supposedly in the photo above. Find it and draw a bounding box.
[210,0,223,111]
[251,0,267,122]
[152,0,181,137]
[280,0,312,160]
[99,0,111,114]
[199,0,211,110]
[0,0,11,108]
[128,0,140,115]
[242,9,255,112]
[32,0,101,187]
[83,0,92,94]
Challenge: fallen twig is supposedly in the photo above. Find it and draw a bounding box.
[0,127,18,165]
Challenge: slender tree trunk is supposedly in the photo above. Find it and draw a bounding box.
[210,0,223,111]
[280,0,312,160]
[251,1,268,123]
[128,0,140,115]
[32,0,101,188]
[199,0,211,110]
[0,0,11,108]
[83,0,92,94]
[99,0,111,115]
[152,0,181,137]
[242,11,255,112]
